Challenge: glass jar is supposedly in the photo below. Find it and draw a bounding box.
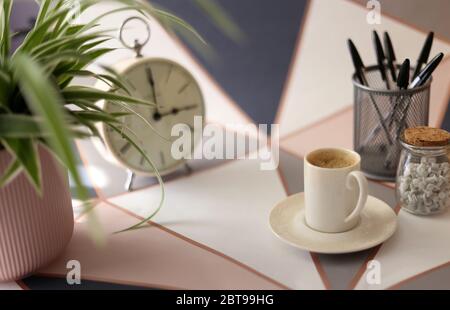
[396,140,450,215]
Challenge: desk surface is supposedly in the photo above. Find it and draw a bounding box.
[3,0,450,290]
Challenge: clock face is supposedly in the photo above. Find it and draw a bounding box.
[102,58,205,175]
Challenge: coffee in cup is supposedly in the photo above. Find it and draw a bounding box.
[307,149,357,169]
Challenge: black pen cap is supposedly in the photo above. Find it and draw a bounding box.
[397,59,410,89]
[418,32,434,64]
[347,39,365,69]
[373,30,386,61]
[413,32,434,78]
[384,32,396,61]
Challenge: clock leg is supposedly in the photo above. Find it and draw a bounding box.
[184,163,193,175]
[125,170,136,192]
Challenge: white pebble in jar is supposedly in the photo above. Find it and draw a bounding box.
[398,160,450,215]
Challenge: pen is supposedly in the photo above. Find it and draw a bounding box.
[410,52,443,88]
[389,58,410,127]
[393,58,410,125]
[348,39,393,145]
[412,32,434,79]
[373,30,390,89]
[384,32,397,83]
[347,39,367,85]
[384,58,413,168]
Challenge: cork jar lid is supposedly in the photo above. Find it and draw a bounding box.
[403,126,450,147]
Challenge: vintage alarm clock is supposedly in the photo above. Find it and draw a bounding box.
[95,17,205,188]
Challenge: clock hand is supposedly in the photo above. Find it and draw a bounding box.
[153,104,199,121]
[145,67,160,112]
[172,104,199,113]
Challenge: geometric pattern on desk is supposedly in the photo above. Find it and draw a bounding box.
[75,127,259,199]
[278,149,397,290]
[392,262,450,290]
[276,0,450,137]
[151,0,308,128]
[354,209,450,290]
[36,202,282,290]
[21,276,155,290]
[108,157,325,290]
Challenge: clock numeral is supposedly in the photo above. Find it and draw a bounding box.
[177,82,190,94]
[120,142,132,155]
[165,65,173,84]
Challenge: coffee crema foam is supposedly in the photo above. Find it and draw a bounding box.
[308,150,356,169]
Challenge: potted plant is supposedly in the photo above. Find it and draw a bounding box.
[0,0,237,282]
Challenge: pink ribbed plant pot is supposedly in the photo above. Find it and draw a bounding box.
[0,146,74,282]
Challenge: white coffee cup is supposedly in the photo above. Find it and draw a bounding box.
[304,148,368,233]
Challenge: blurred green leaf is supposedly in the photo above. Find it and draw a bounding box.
[0,114,47,138]
[1,138,41,194]
[0,158,22,188]
[1,0,13,57]
[107,122,165,233]
[194,0,244,43]
[60,70,132,95]
[62,86,153,106]
[35,0,53,26]
[151,8,206,45]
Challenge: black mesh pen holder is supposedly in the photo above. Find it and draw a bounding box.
[353,65,430,182]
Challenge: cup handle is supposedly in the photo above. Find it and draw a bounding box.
[344,171,368,223]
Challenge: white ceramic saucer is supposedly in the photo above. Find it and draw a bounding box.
[269,193,397,254]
